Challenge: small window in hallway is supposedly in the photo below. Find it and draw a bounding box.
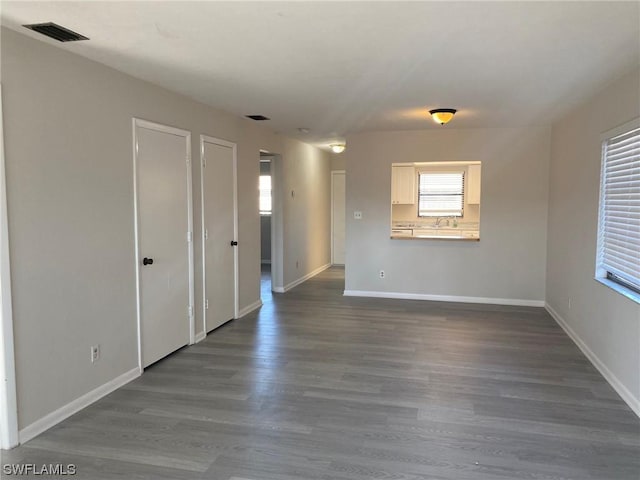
[259,175,272,215]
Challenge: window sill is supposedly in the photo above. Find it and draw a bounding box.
[595,277,640,305]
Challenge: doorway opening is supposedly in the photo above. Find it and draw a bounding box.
[259,152,284,298]
[259,155,272,299]
[331,170,346,266]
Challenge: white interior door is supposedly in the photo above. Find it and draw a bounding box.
[135,120,193,368]
[332,171,346,265]
[201,136,237,332]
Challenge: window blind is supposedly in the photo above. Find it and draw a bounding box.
[418,172,464,217]
[597,126,640,293]
[259,175,272,214]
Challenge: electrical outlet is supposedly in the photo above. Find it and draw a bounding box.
[90,345,100,363]
[354,211,363,220]
[568,298,572,309]
[379,270,385,279]
[296,260,299,269]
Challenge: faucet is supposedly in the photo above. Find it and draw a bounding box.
[434,216,452,227]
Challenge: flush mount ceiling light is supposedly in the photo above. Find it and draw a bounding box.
[330,144,346,154]
[429,108,457,125]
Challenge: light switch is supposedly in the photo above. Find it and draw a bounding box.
[354,211,363,220]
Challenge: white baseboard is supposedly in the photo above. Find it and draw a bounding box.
[18,367,141,445]
[280,263,331,293]
[343,290,545,307]
[545,303,640,418]
[194,331,207,343]
[238,299,263,318]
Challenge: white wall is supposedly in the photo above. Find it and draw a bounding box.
[281,139,332,288]
[546,68,640,414]
[260,217,271,263]
[344,128,550,303]
[331,152,346,171]
[1,28,330,433]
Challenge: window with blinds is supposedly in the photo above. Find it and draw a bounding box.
[418,172,464,217]
[259,175,272,215]
[596,120,640,298]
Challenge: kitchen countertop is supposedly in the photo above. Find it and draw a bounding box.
[391,234,480,241]
[392,221,479,229]
[391,222,480,241]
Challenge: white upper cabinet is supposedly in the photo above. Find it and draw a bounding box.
[466,164,481,204]
[391,166,416,204]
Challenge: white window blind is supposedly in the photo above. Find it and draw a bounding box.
[259,175,272,215]
[418,172,464,217]
[597,124,640,294]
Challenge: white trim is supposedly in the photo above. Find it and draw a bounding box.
[261,260,272,265]
[238,300,263,318]
[199,138,206,332]
[0,84,19,449]
[200,135,239,332]
[343,290,545,307]
[331,170,346,266]
[131,120,143,371]
[394,160,481,168]
[132,118,194,370]
[594,277,640,305]
[232,141,239,320]
[18,368,140,445]
[599,117,640,142]
[186,133,195,346]
[270,154,285,292]
[194,331,207,343]
[545,303,640,418]
[132,118,190,138]
[280,263,331,293]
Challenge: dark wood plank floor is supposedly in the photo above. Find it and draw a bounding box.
[2,267,639,479]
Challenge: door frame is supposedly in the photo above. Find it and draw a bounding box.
[0,84,19,449]
[259,153,284,292]
[331,170,346,266]
[132,118,195,371]
[199,135,239,334]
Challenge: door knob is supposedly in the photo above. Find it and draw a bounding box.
[230,240,238,246]
[143,257,154,265]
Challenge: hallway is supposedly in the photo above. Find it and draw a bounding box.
[2,267,638,479]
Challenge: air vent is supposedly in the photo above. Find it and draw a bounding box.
[245,115,270,121]
[23,22,89,42]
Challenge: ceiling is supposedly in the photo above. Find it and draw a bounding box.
[2,1,639,148]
